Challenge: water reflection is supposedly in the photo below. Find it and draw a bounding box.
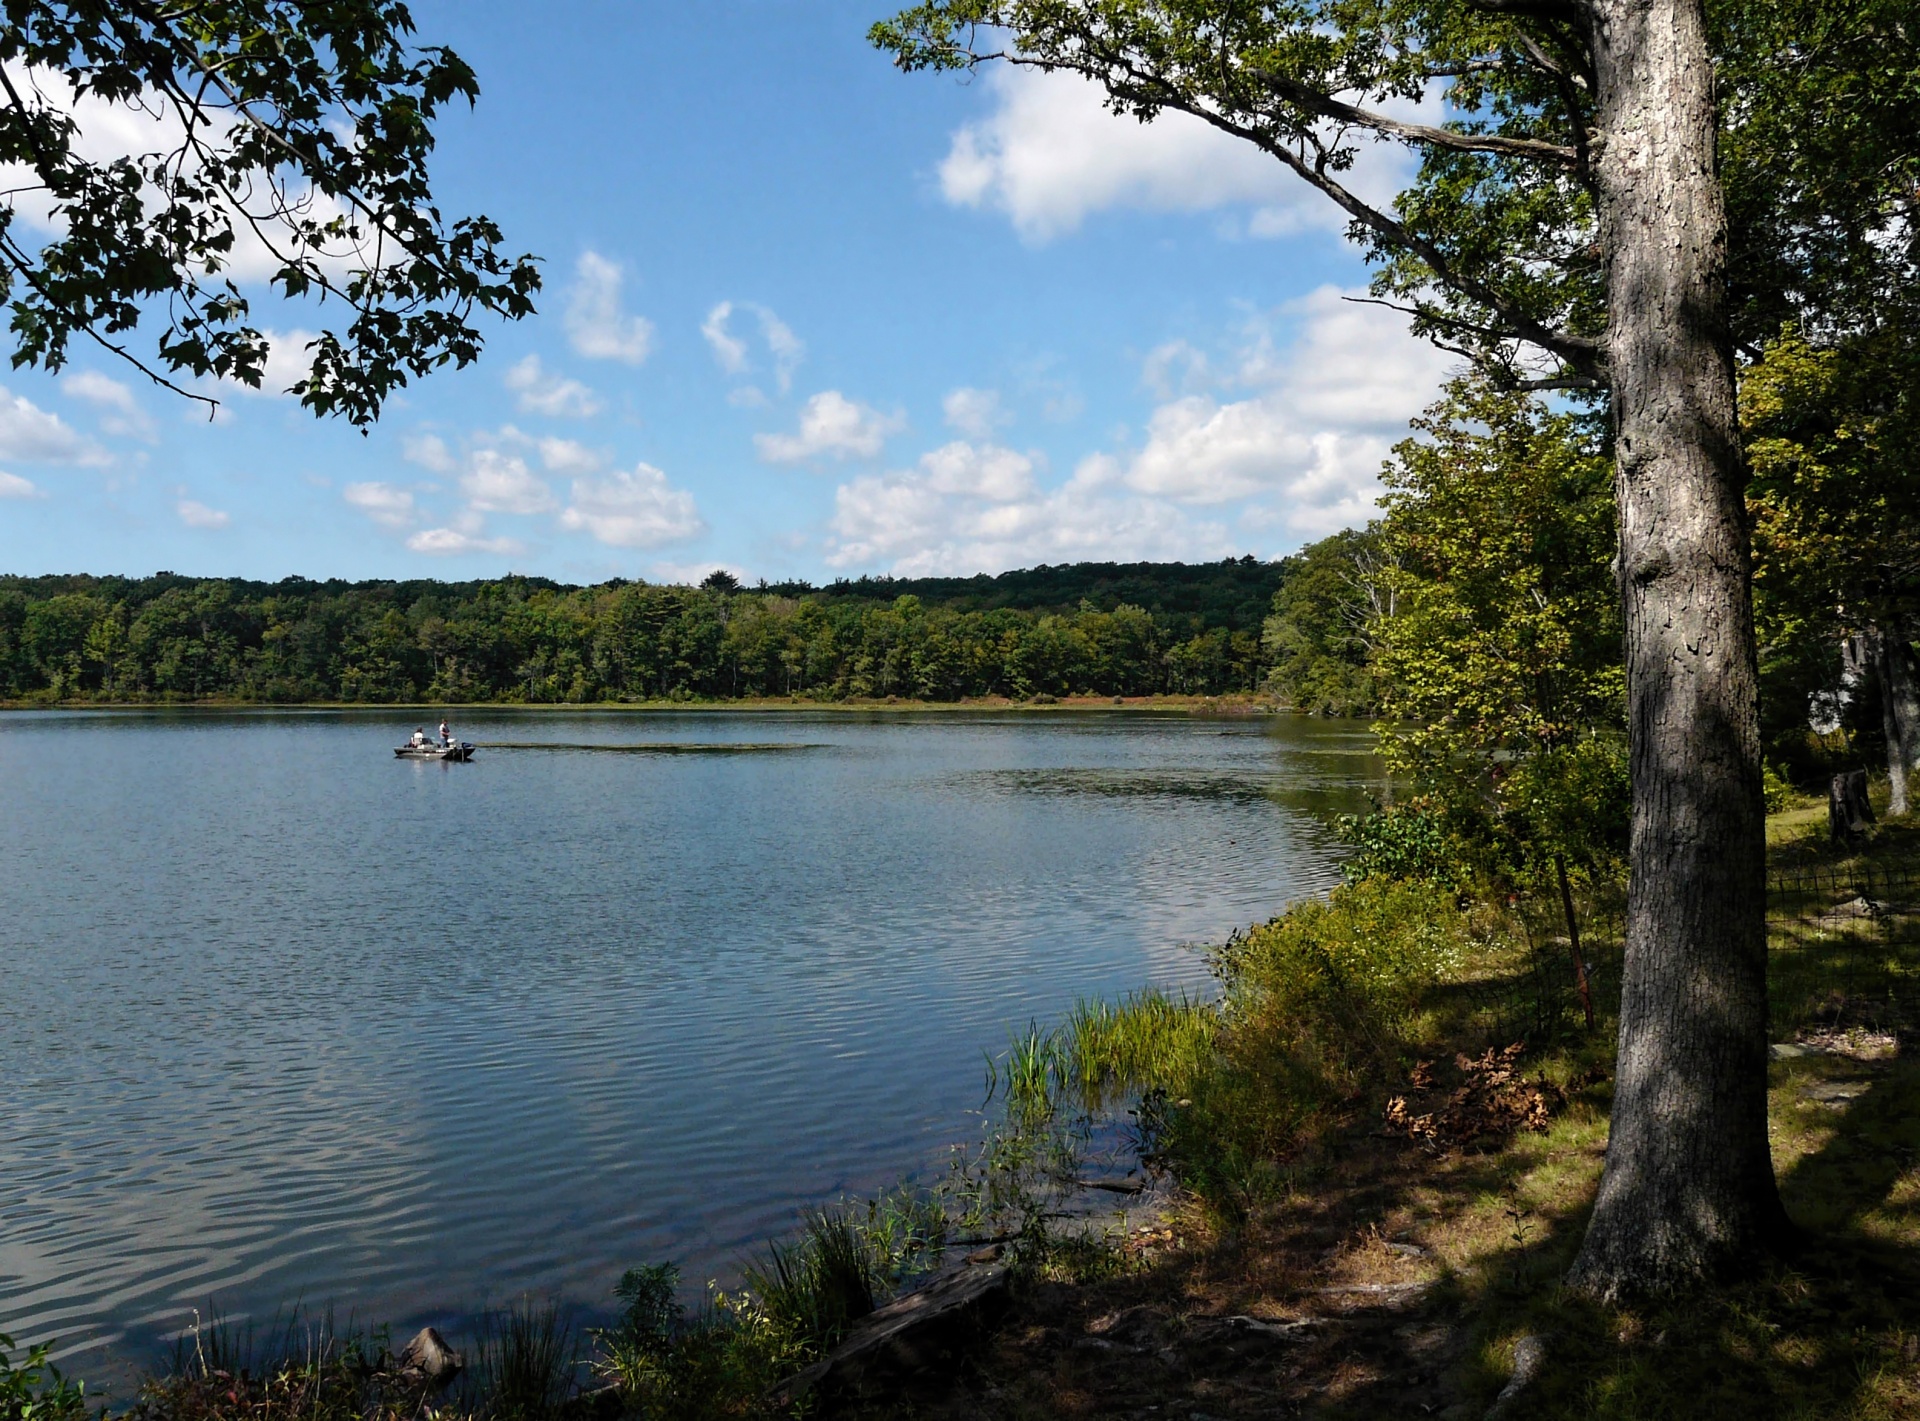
[0,709,1378,1376]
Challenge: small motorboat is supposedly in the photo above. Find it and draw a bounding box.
[394,742,476,762]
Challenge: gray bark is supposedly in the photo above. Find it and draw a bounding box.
[1878,626,1918,816]
[1566,0,1787,1298]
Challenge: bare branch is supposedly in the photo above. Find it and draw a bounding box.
[1248,66,1580,166]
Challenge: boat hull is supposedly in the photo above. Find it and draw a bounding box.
[394,744,475,762]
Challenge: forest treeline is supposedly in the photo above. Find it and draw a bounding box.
[0,559,1280,704]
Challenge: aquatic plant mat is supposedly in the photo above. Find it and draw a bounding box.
[473,741,828,754]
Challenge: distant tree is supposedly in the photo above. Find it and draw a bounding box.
[1373,378,1625,1015]
[1262,528,1392,716]
[700,569,742,593]
[0,1,539,423]
[1741,328,1920,812]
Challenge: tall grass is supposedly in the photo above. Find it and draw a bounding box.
[984,988,1219,1123]
[460,1300,575,1420]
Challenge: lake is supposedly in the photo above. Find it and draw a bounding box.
[0,708,1379,1378]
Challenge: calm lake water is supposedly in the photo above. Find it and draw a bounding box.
[0,708,1378,1377]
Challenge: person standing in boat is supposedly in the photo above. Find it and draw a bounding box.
[438,719,452,747]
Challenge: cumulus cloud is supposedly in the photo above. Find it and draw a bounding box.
[460,445,557,515]
[0,385,111,466]
[0,62,360,286]
[358,424,701,556]
[1118,287,1453,538]
[559,463,706,548]
[938,66,1422,244]
[566,252,655,364]
[828,456,1232,576]
[755,390,903,463]
[406,524,524,557]
[703,301,804,393]
[401,432,456,474]
[0,470,44,499]
[505,354,603,419]
[536,436,604,476]
[821,287,1451,573]
[942,387,1009,440]
[176,499,231,529]
[916,440,1037,501]
[343,481,416,529]
[62,370,156,440]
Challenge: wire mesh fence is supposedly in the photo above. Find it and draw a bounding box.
[1450,863,1920,1049]
[1767,863,1920,1038]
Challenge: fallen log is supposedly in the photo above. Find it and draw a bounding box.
[767,1262,1011,1407]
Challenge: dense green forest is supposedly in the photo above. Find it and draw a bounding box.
[0,559,1280,704]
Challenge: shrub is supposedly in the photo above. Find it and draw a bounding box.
[1158,877,1468,1215]
[0,1335,85,1421]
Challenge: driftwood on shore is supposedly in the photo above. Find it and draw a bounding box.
[767,1261,1011,1407]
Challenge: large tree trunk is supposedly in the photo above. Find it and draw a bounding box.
[1567,0,1788,1299]
[1878,625,1918,817]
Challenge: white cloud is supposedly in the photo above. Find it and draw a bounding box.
[915,441,1037,501]
[703,301,804,392]
[505,355,603,419]
[942,387,1009,440]
[402,433,456,474]
[566,252,655,364]
[939,66,1422,244]
[701,302,750,373]
[62,370,156,440]
[177,499,231,529]
[537,436,605,476]
[652,559,752,587]
[1141,340,1211,399]
[559,463,706,548]
[0,470,44,499]
[827,460,1232,576]
[0,385,110,466]
[406,526,524,557]
[343,481,416,529]
[0,63,361,286]
[213,327,320,399]
[460,445,557,515]
[755,390,903,463]
[1118,288,1453,536]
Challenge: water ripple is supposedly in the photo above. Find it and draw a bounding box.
[0,709,1378,1375]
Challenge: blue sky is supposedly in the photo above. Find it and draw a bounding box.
[0,0,1455,585]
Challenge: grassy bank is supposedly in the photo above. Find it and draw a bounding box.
[7,789,1916,1421]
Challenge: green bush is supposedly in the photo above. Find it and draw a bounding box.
[1333,802,1463,885]
[1762,761,1798,813]
[0,1335,85,1421]
[1158,877,1467,1215]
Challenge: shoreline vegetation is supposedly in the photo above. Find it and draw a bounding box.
[9,788,1917,1421]
[0,693,1285,714]
[0,562,1281,709]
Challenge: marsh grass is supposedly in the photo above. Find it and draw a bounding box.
[457,1300,576,1420]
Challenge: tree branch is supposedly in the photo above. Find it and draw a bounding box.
[1247,66,1580,167]
[1040,54,1605,376]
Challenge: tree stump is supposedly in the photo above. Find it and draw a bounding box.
[1829,770,1875,844]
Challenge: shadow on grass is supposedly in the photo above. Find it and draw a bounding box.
[1318,1057,1920,1421]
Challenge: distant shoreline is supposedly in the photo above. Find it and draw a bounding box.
[0,692,1298,716]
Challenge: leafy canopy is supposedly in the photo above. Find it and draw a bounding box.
[0,1,539,423]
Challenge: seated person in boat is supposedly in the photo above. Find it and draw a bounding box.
[410,727,429,748]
